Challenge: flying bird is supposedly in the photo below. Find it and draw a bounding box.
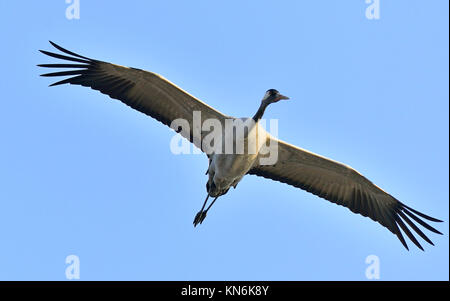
[38,41,443,250]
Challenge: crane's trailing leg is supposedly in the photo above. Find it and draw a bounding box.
[201,196,219,223]
[193,194,209,227]
[193,196,219,227]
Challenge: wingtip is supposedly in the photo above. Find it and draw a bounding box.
[399,202,444,223]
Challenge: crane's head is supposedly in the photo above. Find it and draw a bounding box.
[262,89,289,104]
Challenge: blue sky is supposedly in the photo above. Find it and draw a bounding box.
[0,1,448,280]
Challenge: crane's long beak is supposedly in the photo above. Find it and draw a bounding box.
[278,94,290,100]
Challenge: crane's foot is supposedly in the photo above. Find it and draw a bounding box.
[193,210,207,227]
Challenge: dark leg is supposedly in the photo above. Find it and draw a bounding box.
[193,194,209,227]
[204,197,218,213]
[198,196,219,225]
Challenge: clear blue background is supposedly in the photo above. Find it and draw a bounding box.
[0,1,448,280]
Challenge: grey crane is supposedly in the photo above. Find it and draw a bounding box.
[38,41,443,250]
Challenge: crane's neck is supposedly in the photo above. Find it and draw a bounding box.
[252,101,270,122]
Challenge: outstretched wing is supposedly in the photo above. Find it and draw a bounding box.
[249,137,443,250]
[38,41,228,152]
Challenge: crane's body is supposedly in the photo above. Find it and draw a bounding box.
[38,41,443,251]
[207,118,269,197]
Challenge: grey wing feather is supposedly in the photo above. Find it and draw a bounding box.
[39,41,228,152]
[249,137,443,250]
